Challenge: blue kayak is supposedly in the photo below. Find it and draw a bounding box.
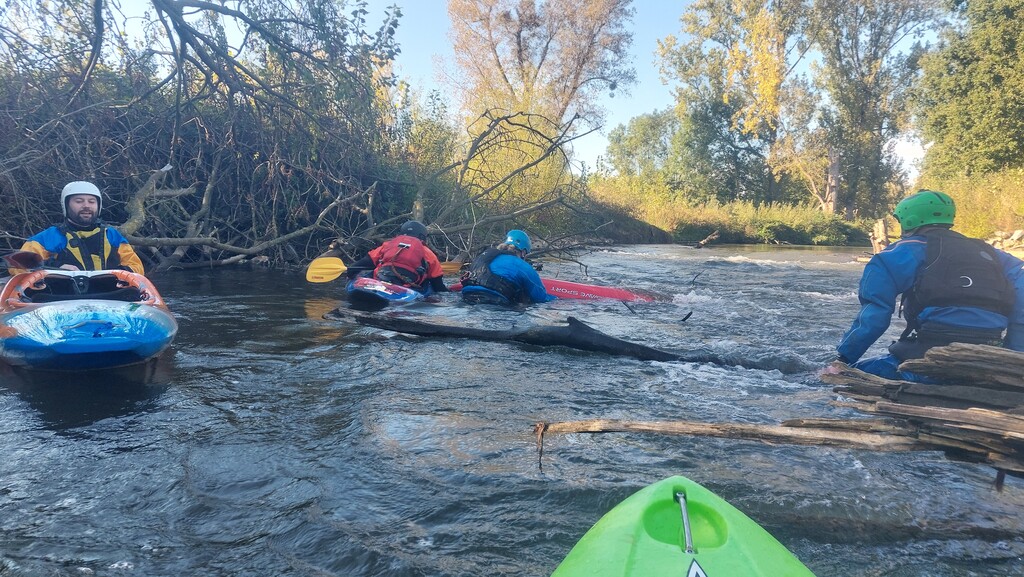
[0,269,177,371]
[346,276,425,308]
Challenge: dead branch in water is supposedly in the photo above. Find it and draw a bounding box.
[535,344,1024,487]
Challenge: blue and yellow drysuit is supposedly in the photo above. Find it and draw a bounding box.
[18,224,145,275]
[460,248,555,306]
[836,229,1024,381]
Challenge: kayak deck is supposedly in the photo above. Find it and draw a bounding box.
[0,269,177,370]
[346,277,424,309]
[551,476,816,577]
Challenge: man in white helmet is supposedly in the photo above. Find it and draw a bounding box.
[16,181,145,274]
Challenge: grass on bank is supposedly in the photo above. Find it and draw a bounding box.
[591,167,1024,246]
[589,180,871,246]
[919,168,1024,239]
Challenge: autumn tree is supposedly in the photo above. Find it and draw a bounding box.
[810,0,938,218]
[442,0,635,236]
[448,0,635,126]
[657,0,809,206]
[653,0,937,218]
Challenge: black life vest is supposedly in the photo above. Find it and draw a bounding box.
[900,228,1014,332]
[373,235,429,287]
[460,248,526,303]
[52,224,120,271]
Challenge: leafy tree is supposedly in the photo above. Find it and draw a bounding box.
[649,0,936,218]
[810,0,937,218]
[657,0,810,206]
[443,0,637,239]
[604,109,679,178]
[914,0,1024,179]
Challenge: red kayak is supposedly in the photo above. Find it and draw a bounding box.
[541,278,653,302]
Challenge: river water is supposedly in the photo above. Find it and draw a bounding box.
[1,244,1022,576]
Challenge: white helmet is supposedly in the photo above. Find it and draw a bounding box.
[61,181,102,218]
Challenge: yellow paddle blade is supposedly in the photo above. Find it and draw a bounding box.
[441,261,465,275]
[305,256,348,283]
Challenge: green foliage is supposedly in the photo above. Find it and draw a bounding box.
[674,201,869,245]
[652,0,939,218]
[914,0,1024,179]
[753,220,801,244]
[918,169,1024,238]
[812,0,935,217]
[605,109,679,177]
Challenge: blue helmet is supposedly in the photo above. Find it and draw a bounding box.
[504,229,531,253]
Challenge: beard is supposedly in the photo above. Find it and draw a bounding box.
[68,211,98,228]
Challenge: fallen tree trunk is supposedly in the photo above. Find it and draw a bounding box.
[325,307,731,364]
[898,343,1024,391]
[534,418,937,452]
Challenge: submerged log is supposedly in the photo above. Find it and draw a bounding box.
[325,307,727,363]
[695,230,720,249]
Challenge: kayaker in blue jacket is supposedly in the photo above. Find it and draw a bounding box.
[460,230,556,306]
[15,181,145,275]
[831,190,1024,381]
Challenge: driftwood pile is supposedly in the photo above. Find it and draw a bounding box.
[822,343,1024,485]
[536,343,1024,487]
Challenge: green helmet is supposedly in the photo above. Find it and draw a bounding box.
[892,190,956,232]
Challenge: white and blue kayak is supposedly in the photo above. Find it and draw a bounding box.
[346,276,425,308]
[0,269,177,371]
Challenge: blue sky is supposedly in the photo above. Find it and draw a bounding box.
[378,1,683,170]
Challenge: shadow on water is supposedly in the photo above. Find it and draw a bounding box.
[0,352,173,431]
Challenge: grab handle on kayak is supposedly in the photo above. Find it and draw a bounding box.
[675,491,695,554]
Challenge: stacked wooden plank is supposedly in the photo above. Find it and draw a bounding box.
[821,343,1024,480]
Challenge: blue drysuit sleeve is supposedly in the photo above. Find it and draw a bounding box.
[490,255,556,303]
[998,249,1024,351]
[836,238,926,363]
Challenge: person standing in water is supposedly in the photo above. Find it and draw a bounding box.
[832,190,1024,381]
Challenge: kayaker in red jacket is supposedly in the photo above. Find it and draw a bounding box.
[346,220,448,294]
